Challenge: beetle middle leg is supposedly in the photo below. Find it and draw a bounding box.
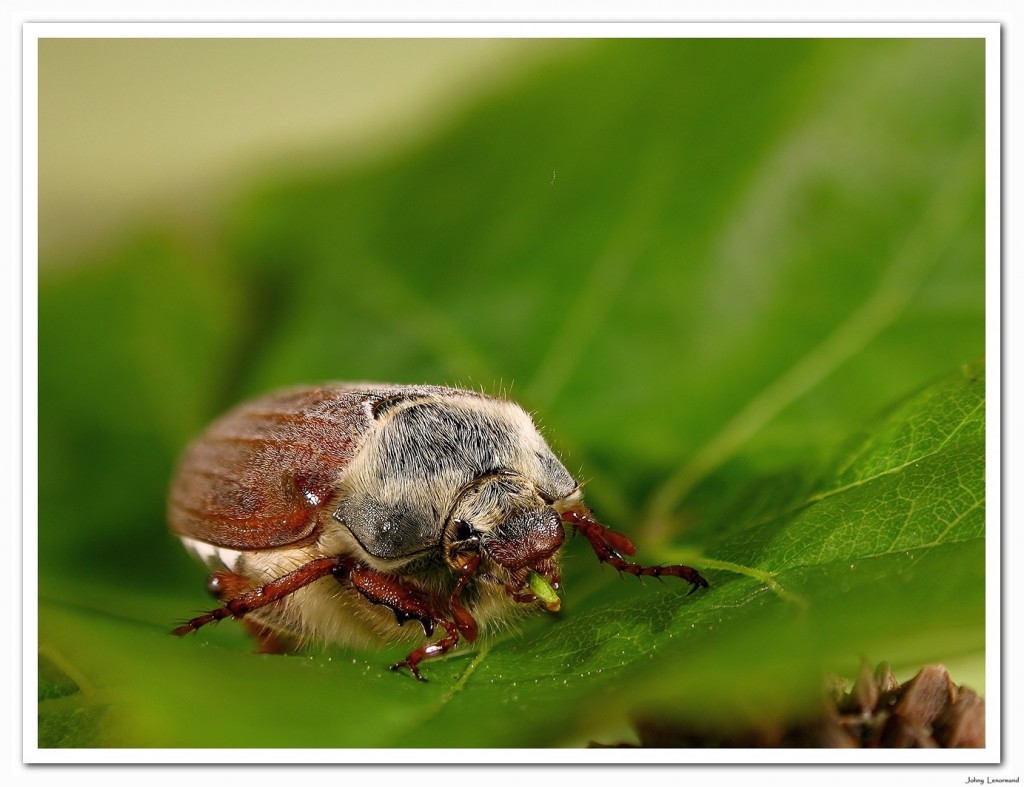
[561,507,709,593]
[172,557,343,636]
[202,569,299,653]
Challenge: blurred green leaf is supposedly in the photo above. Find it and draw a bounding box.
[37,38,985,749]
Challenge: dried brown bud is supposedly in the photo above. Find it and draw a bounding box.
[874,661,900,697]
[892,664,956,728]
[840,659,880,716]
[932,687,986,748]
[590,661,984,748]
[880,715,940,748]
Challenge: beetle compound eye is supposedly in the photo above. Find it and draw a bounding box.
[453,519,479,543]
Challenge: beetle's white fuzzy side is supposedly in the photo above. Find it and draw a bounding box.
[179,529,544,650]
[179,536,246,574]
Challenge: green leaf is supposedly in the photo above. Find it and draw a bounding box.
[37,38,985,748]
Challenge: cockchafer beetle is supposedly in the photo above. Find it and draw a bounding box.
[169,383,708,680]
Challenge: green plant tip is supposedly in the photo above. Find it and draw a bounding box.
[528,571,561,612]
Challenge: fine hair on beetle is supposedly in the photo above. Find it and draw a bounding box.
[169,383,708,680]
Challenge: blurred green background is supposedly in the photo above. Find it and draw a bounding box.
[37,37,986,749]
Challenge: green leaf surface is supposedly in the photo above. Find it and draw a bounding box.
[37,38,985,749]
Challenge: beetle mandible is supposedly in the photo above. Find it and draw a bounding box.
[169,383,708,680]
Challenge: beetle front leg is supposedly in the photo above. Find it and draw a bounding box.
[561,507,709,593]
[390,620,463,682]
[338,555,481,681]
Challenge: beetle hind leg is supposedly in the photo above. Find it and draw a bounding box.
[236,619,296,653]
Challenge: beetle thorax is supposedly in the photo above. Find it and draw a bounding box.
[326,394,577,566]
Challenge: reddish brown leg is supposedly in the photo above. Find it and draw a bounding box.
[172,557,342,636]
[446,553,481,641]
[390,555,481,681]
[205,569,253,601]
[241,619,298,654]
[341,554,481,681]
[201,570,299,653]
[562,508,709,593]
[392,621,463,682]
[174,555,483,681]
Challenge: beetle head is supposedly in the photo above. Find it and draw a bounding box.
[442,471,565,606]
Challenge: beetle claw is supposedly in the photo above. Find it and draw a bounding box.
[391,659,427,682]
